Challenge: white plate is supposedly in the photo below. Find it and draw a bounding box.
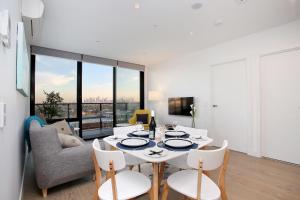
[165,131,186,137]
[163,138,193,148]
[143,147,168,158]
[131,130,149,137]
[120,138,149,147]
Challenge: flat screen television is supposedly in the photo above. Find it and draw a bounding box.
[168,97,194,116]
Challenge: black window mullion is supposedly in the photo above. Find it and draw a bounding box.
[140,71,145,109]
[77,61,83,137]
[113,67,117,127]
[30,54,36,115]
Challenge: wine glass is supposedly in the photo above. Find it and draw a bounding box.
[136,121,144,131]
[159,125,166,141]
[172,121,179,130]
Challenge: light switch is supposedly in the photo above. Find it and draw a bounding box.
[0,102,6,128]
[0,10,10,47]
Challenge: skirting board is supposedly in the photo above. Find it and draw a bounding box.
[19,145,28,200]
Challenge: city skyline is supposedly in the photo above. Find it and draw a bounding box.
[35,55,140,103]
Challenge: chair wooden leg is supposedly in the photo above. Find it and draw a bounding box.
[203,170,210,178]
[105,174,110,181]
[109,161,118,200]
[42,188,47,198]
[92,152,102,199]
[148,187,153,200]
[220,188,228,200]
[196,161,203,200]
[138,164,141,172]
[218,150,230,200]
[129,165,134,170]
[161,182,169,200]
[93,189,98,200]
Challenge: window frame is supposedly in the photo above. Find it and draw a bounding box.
[30,48,145,138]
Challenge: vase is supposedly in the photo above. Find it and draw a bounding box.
[191,117,195,128]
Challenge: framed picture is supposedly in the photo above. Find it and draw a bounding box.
[16,22,30,96]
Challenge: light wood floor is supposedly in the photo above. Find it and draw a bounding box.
[23,150,300,200]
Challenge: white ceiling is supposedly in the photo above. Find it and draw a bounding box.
[28,0,300,66]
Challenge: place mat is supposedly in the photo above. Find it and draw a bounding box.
[128,132,190,139]
[165,133,190,139]
[116,140,156,150]
[157,141,198,151]
[127,133,149,138]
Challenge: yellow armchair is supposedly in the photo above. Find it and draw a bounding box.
[128,109,151,130]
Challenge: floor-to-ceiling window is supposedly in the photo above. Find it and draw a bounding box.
[116,67,140,125]
[82,62,113,139]
[31,47,144,139]
[34,55,78,124]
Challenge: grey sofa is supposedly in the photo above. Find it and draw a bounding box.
[30,120,94,197]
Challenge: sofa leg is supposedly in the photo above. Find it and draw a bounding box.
[42,188,47,198]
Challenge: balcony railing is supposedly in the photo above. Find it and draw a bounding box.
[35,102,140,131]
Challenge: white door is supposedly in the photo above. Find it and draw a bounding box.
[261,49,300,165]
[211,60,248,153]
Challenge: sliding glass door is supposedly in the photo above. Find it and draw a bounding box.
[82,62,113,139]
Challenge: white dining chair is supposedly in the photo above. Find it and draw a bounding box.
[92,139,152,200]
[113,125,146,171]
[167,126,208,169]
[162,140,229,200]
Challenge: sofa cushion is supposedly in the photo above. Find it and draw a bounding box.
[136,114,149,124]
[58,134,83,148]
[47,120,73,135]
[30,120,42,129]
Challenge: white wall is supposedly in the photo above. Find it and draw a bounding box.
[0,0,30,199]
[147,19,300,157]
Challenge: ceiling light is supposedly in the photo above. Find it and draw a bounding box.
[190,31,194,36]
[134,3,140,9]
[235,0,247,5]
[191,3,203,10]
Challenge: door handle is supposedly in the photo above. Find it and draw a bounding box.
[212,105,218,108]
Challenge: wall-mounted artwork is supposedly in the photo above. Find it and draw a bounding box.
[16,22,30,96]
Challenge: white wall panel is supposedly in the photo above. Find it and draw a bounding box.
[148,19,300,159]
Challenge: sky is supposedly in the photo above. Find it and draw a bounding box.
[35,55,140,103]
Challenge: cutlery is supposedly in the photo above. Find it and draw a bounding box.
[190,136,206,140]
[149,150,163,155]
[111,136,126,140]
